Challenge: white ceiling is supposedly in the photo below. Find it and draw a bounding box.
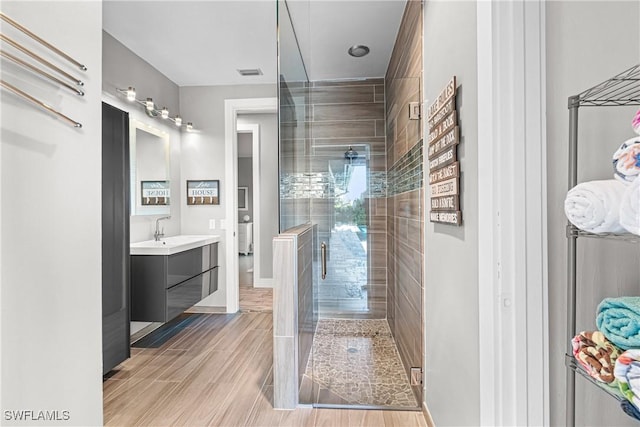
[287,1,406,81]
[103,0,406,87]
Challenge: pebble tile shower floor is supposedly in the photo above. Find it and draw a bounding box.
[304,319,419,408]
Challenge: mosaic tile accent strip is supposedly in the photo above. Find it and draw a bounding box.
[304,319,418,408]
[369,171,387,198]
[280,173,333,199]
[280,171,387,199]
[388,140,423,196]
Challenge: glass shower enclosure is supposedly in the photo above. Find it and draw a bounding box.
[277,0,420,410]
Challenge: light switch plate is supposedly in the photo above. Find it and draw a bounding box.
[409,101,421,120]
[219,219,226,229]
[209,219,215,229]
[410,367,422,386]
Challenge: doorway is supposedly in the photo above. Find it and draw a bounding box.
[223,100,277,314]
[236,126,273,313]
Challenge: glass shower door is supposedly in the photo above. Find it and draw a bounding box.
[311,145,370,316]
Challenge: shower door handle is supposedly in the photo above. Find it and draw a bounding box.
[321,241,327,280]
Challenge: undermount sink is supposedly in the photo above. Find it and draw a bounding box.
[130,235,221,256]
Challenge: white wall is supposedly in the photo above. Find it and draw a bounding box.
[238,113,278,280]
[237,156,254,222]
[179,85,276,307]
[102,32,182,243]
[1,1,103,425]
[423,1,480,425]
[546,2,640,425]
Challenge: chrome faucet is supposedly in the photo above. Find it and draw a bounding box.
[154,216,171,241]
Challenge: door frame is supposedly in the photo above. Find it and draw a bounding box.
[224,97,277,313]
[475,1,549,425]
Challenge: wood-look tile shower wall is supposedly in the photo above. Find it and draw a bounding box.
[385,0,424,402]
[280,78,388,318]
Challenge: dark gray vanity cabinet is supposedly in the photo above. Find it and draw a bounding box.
[131,243,218,322]
[102,103,130,375]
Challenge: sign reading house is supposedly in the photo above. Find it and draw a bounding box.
[428,76,461,225]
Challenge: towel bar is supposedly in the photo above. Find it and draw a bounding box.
[0,33,84,86]
[0,49,84,96]
[0,12,86,71]
[1,79,82,128]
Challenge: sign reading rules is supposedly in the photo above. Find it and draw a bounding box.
[428,76,462,226]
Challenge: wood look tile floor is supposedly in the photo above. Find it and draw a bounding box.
[104,312,426,427]
[239,255,273,313]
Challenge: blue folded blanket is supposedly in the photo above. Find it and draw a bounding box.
[621,400,640,421]
[597,297,640,350]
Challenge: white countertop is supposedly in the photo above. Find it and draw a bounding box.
[130,235,221,256]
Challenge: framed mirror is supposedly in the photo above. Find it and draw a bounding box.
[130,118,170,216]
[238,187,248,210]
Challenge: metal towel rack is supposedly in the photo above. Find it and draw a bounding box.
[0,49,84,96]
[0,12,86,71]
[0,34,83,86]
[0,12,85,128]
[1,80,82,128]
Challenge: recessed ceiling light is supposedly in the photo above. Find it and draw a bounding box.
[348,45,370,58]
[237,68,263,76]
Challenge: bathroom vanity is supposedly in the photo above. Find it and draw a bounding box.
[130,235,220,322]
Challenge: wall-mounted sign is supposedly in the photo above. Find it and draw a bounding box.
[429,162,459,184]
[187,180,220,205]
[429,146,456,170]
[429,210,461,225]
[428,76,462,226]
[431,195,459,211]
[141,181,170,206]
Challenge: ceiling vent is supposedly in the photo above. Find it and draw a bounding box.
[237,68,263,76]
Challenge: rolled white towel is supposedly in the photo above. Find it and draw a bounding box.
[564,179,627,234]
[620,177,640,235]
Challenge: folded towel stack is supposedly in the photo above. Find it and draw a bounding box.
[597,297,640,350]
[615,349,640,420]
[571,331,621,384]
[563,109,640,235]
[576,296,640,420]
[564,180,628,233]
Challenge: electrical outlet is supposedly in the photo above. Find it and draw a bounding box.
[410,367,422,386]
[219,219,226,229]
[209,219,215,229]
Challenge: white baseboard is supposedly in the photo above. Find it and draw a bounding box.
[253,278,273,288]
[423,401,436,427]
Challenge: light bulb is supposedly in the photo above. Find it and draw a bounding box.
[126,87,136,102]
[174,116,182,127]
[161,107,169,119]
[146,98,154,111]
[186,122,193,131]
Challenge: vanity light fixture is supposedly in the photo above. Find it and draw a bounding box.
[116,86,194,130]
[126,86,136,101]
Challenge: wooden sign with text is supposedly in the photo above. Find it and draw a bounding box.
[428,76,462,225]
